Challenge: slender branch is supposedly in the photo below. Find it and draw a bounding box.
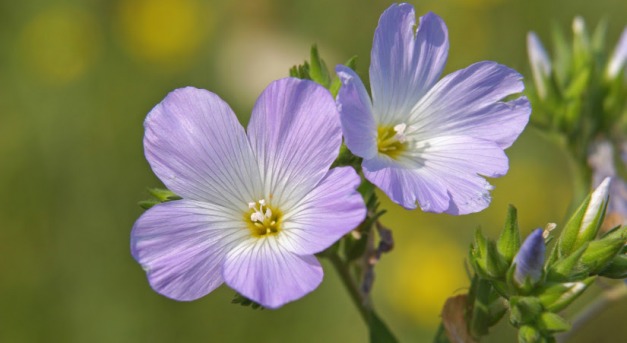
[558,283,627,342]
[328,252,372,324]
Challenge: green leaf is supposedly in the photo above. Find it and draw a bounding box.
[308,45,331,87]
[369,311,398,343]
[497,205,522,263]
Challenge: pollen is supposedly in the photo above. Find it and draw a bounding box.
[377,123,409,159]
[245,199,282,237]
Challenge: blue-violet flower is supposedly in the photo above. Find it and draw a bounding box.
[336,3,530,214]
[131,78,366,308]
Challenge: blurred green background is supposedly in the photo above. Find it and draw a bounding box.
[1,0,626,342]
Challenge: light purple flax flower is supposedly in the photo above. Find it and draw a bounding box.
[336,3,530,214]
[131,78,366,308]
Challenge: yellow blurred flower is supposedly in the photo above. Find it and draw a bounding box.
[382,230,468,328]
[19,6,100,85]
[117,0,211,69]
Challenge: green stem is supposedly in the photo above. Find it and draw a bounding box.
[328,252,372,324]
[557,283,627,342]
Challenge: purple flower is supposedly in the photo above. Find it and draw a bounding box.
[131,78,366,308]
[336,3,530,214]
[513,229,546,285]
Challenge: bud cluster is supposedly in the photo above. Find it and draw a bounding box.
[460,179,627,342]
[527,18,626,153]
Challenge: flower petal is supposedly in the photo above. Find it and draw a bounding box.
[364,136,508,214]
[144,87,261,211]
[607,27,627,78]
[223,237,323,309]
[370,5,449,124]
[279,167,366,255]
[336,65,377,159]
[409,61,527,148]
[131,200,249,301]
[247,78,341,209]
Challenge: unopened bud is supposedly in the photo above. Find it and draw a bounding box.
[513,229,546,286]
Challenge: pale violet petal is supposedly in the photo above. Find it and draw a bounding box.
[608,27,627,78]
[408,62,526,147]
[527,32,552,98]
[370,5,449,124]
[144,87,261,211]
[279,167,366,255]
[131,200,249,301]
[247,78,342,210]
[223,237,323,309]
[364,136,507,214]
[336,65,377,159]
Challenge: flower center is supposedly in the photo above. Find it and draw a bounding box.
[377,123,409,159]
[245,199,282,237]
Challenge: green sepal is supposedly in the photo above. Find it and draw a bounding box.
[537,277,595,312]
[289,62,310,79]
[468,277,493,338]
[598,254,627,278]
[556,182,608,258]
[148,188,181,202]
[329,55,358,97]
[138,199,160,210]
[578,236,626,274]
[231,293,264,310]
[308,45,331,88]
[317,240,340,258]
[518,325,543,343]
[509,296,543,326]
[556,196,590,257]
[331,143,361,168]
[600,224,627,240]
[546,243,588,282]
[470,228,489,278]
[496,205,522,264]
[470,228,507,278]
[537,312,571,333]
[139,188,181,209]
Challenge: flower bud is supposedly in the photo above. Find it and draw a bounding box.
[513,229,546,286]
[537,277,594,312]
[527,32,552,99]
[557,177,610,257]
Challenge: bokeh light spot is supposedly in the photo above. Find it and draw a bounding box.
[19,7,100,84]
[117,0,210,68]
[384,236,467,328]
